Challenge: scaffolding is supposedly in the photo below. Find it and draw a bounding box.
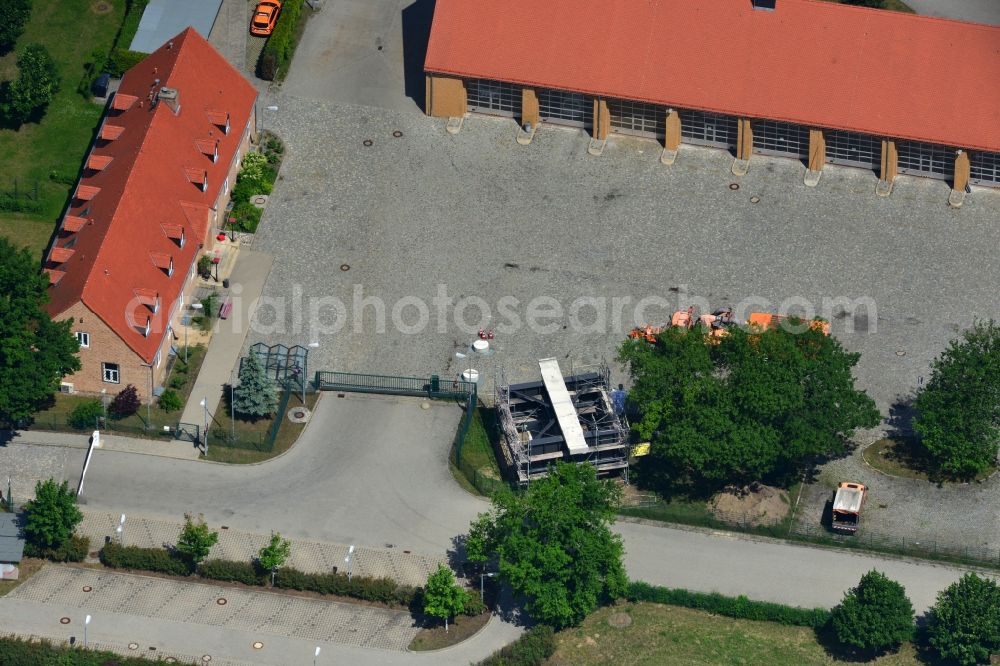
[495,359,629,487]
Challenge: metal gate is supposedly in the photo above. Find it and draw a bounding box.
[970,150,1000,187]
[679,109,738,148]
[608,98,662,138]
[751,119,810,158]
[537,88,591,128]
[465,79,520,117]
[826,129,882,170]
[896,140,954,180]
[175,422,201,443]
[314,371,476,401]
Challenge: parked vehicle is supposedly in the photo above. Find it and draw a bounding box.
[831,481,867,534]
[250,0,282,36]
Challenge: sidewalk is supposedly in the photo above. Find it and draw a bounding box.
[3,429,200,461]
[78,510,444,587]
[178,249,274,430]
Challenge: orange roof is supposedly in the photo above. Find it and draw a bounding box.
[45,28,258,363]
[100,124,125,140]
[75,185,100,201]
[87,154,113,171]
[49,247,75,263]
[45,269,65,285]
[425,0,1000,152]
[112,93,138,111]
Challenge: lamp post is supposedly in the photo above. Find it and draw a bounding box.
[480,571,496,604]
[260,104,278,137]
[83,614,91,648]
[303,341,319,404]
[313,646,321,666]
[116,514,126,546]
[141,362,153,427]
[344,544,355,581]
[200,397,209,455]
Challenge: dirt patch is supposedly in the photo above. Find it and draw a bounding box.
[709,485,789,526]
[91,1,113,14]
[607,612,632,628]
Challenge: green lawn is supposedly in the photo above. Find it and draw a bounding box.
[204,391,320,464]
[451,405,505,496]
[0,0,126,260]
[549,603,921,666]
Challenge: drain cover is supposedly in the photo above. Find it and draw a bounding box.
[253,641,264,650]
[895,350,906,356]
[82,586,92,592]
[216,597,227,605]
[362,139,373,147]
[750,196,760,204]
[60,617,70,625]
[128,643,139,650]
[340,264,350,271]
[729,183,740,190]
[393,130,403,138]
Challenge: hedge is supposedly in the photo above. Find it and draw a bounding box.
[0,635,160,665]
[475,625,556,666]
[106,48,146,77]
[23,535,89,562]
[273,566,413,605]
[257,0,305,81]
[197,558,266,586]
[100,542,193,576]
[625,581,831,629]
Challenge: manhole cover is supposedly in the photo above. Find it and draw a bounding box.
[128,643,139,650]
[340,264,350,271]
[82,586,92,592]
[607,612,633,628]
[92,1,112,13]
[202,656,212,663]
[363,139,373,147]
[88,551,99,559]
[252,641,264,650]
[250,194,268,207]
[750,196,760,204]
[216,597,227,605]
[60,617,70,625]
[392,130,403,138]
[420,402,430,410]
[293,410,306,418]
[895,350,906,357]
[288,407,312,423]
[729,183,740,190]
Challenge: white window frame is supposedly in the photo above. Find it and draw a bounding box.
[102,362,120,384]
[179,227,186,248]
[167,258,174,277]
[75,331,90,348]
[223,177,229,195]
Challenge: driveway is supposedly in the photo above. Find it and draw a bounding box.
[76,393,481,555]
[281,0,432,112]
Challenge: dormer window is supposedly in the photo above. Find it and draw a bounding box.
[207,110,230,135]
[196,138,220,163]
[214,144,219,162]
[162,224,185,248]
[179,227,186,248]
[185,167,208,192]
[150,252,174,276]
[135,289,160,314]
[168,257,174,276]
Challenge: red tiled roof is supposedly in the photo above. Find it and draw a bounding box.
[100,124,125,140]
[45,28,258,363]
[184,167,207,184]
[206,110,229,127]
[195,138,219,157]
[75,185,100,201]
[112,93,138,111]
[49,247,75,263]
[62,216,88,233]
[425,0,1000,153]
[87,154,113,171]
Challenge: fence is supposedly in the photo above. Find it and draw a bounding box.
[314,371,476,401]
[24,414,180,440]
[207,390,293,453]
[619,493,1000,569]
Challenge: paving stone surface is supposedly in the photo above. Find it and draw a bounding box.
[9,566,421,652]
[78,510,443,587]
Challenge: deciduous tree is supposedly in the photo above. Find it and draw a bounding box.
[831,569,914,655]
[176,513,219,565]
[926,573,1000,666]
[110,384,141,418]
[0,238,81,426]
[0,43,59,125]
[914,320,1000,479]
[257,532,291,586]
[0,0,31,55]
[422,564,468,632]
[619,324,879,494]
[466,462,628,629]
[22,479,83,550]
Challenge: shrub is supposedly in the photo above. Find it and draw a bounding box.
[24,534,89,562]
[1,43,60,125]
[168,374,186,390]
[0,195,41,213]
[158,388,183,412]
[831,570,915,654]
[198,559,265,586]
[176,513,219,566]
[106,48,146,77]
[926,573,1000,665]
[475,625,556,666]
[101,541,194,576]
[0,635,158,665]
[231,202,263,233]
[109,384,141,418]
[197,255,213,278]
[22,479,83,550]
[271,566,417,606]
[256,0,304,80]
[0,0,32,55]
[239,152,268,182]
[69,400,103,430]
[625,581,831,628]
[463,592,486,616]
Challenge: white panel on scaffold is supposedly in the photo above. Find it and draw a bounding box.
[538,358,588,455]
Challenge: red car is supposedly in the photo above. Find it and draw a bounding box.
[250,1,282,37]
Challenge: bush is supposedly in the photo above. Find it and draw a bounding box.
[231,202,263,233]
[23,534,89,562]
[256,0,305,81]
[106,48,145,77]
[100,541,194,576]
[168,374,186,390]
[109,384,141,418]
[1,43,60,125]
[22,479,83,551]
[926,573,1000,665]
[0,0,32,55]
[257,50,278,81]
[0,195,41,213]
[475,625,556,666]
[831,570,915,654]
[0,635,158,665]
[272,566,416,606]
[625,581,831,629]
[198,559,265,586]
[69,400,103,429]
[197,255,213,278]
[239,152,269,182]
[463,592,486,616]
[158,388,183,412]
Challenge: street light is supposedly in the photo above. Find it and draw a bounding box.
[480,571,497,603]
[344,544,355,581]
[303,341,319,404]
[314,646,321,665]
[200,398,209,455]
[84,614,91,648]
[260,104,279,136]
[116,514,126,546]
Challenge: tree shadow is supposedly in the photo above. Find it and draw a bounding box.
[401,0,436,112]
[887,395,917,440]
[446,533,469,577]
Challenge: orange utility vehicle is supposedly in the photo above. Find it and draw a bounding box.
[748,312,831,335]
[831,481,867,534]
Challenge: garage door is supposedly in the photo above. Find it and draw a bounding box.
[466,79,521,117]
[679,110,738,148]
[608,98,662,139]
[751,120,810,158]
[970,151,1000,187]
[537,88,591,128]
[826,130,882,170]
[896,140,954,180]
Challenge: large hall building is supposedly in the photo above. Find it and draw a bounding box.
[423,0,1000,201]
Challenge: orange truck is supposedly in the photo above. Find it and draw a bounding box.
[831,481,867,534]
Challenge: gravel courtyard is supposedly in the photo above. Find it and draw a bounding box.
[250,93,1000,551]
